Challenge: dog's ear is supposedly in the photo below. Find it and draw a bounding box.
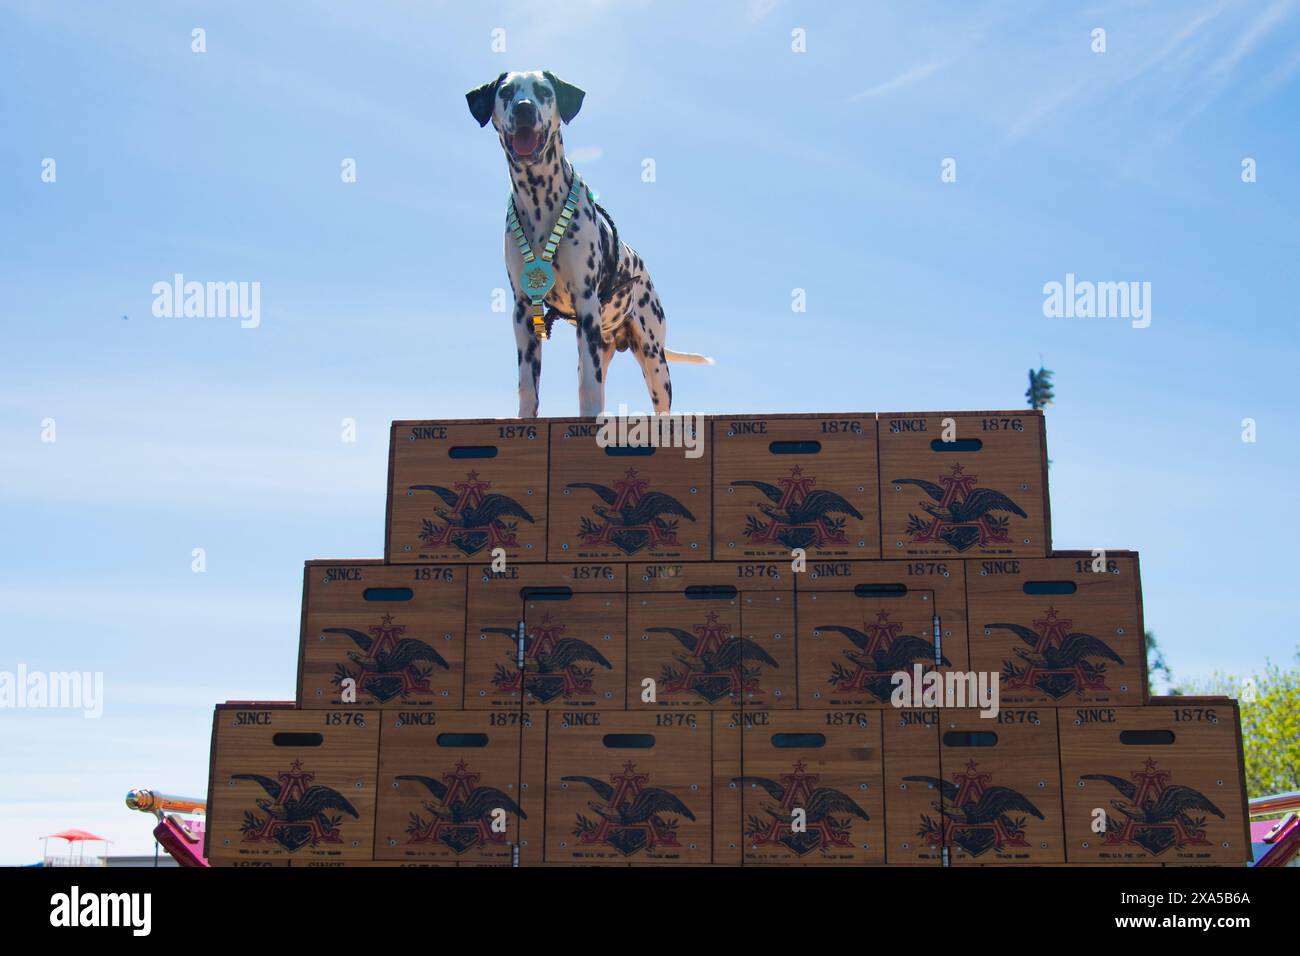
[543,71,585,124]
[466,73,507,127]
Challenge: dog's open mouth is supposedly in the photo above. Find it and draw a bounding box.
[511,126,545,159]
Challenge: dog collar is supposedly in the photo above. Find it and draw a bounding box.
[507,174,585,340]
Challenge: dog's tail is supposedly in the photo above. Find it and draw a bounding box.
[664,348,715,365]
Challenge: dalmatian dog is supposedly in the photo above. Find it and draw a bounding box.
[466,70,711,419]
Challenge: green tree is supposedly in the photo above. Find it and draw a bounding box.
[1026,367,1054,410]
[1145,630,1176,696]
[1178,652,1300,798]
[1026,366,1054,468]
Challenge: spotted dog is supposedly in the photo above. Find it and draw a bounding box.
[467,70,711,418]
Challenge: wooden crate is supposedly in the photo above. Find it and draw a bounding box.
[628,562,794,710]
[978,862,1162,867]
[204,699,295,865]
[297,560,466,709]
[375,711,526,864]
[936,709,1065,865]
[291,859,449,867]
[208,858,290,867]
[736,710,885,865]
[539,711,714,864]
[387,420,547,563]
[206,705,379,864]
[713,713,744,866]
[522,585,626,710]
[967,552,1146,707]
[796,560,970,708]
[1059,701,1250,865]
[882,709,944,865]
[518,711,547,863]
[879,411,1049,558]
[713,414,880,560]
[464,562,626,710]
[568,713,743,867]
[547,418,710,562]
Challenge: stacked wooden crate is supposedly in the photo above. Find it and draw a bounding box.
[206,411,1251,867]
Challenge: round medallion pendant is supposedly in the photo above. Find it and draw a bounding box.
[520,259,556,298]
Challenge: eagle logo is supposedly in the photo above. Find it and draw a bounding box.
[324,613,449,703]
[732,466,863,551]
[396,761,527,855]
[483,613,612,703]
[734,761,870,856]
[563,762,696,856]
[410,471,535,556]
[234,760,360,853]
[893,463,1027,552]
[524,266,550,290]
[567,469,696,555]
[1081,759,1225,856]
[645,611,778,703]
[986,607,1125,700]
[905,760,1045,857]
[817,610,949,702]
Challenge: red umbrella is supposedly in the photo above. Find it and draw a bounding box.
[41,829,111,866]
[45,829,107,842]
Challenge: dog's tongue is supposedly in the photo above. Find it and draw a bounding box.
[512,127,541,156]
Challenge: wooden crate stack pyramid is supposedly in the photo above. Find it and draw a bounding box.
[206,411,1251,867]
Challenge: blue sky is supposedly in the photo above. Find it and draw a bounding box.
[1,0,1298,862]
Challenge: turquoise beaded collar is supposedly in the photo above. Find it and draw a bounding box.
[507,174,585,340]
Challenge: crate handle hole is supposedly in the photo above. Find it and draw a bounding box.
[685,585,738,600]
[942,731,997,747]
[271,732,324,747]
[448,446,498,459]
[363,587,414,602]
[772,733,827,748]
[769,440,821,455]
[521,586,573,601]
[854,583,908,598]
[1119,730,1175,746]
[1023,581,1077,596]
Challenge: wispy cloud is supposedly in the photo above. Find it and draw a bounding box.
[996,3,1224,149]
[1179,0,1299,114]
[849,58,948,101]
[1257,41,1300,94]
[1211,0,1297,77]
[1002,78,1089,146]
[568,144,605,163]
[992,0,1300,151]
[1125,3,1230,84]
